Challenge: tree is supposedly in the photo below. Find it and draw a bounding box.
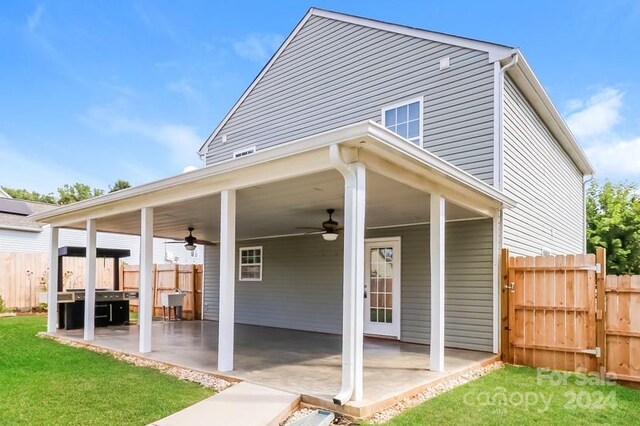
[57,183,104,205]
[1,186,56,204]
[587,180,640,275]
[108,179,131,193]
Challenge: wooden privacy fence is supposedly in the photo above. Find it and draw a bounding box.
[604,274,640,382]
[122,263,203,320]
[0,253,116,309]
[502,248,640,384]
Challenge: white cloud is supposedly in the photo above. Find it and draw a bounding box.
[566,88,623,139]
[566,87,640,181]
[82,105,202,168]
[233,33,284,62]
[586,137,640,179]
[26,4,45,33]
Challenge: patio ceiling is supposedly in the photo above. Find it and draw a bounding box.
[61,170,482,241]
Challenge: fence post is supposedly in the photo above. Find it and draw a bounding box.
[191,264,197,320]
[595,247,606,379]
[152,264,158,318]
[500,248,510,362]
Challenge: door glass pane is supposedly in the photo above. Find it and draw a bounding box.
[369,246,394,324]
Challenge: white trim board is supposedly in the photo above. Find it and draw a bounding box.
[31,121,516,228]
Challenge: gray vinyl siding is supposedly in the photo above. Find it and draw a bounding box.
[205,15,496,184]
[202,220,494,352]
[502,77,584,256]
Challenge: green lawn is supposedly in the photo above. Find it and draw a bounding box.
[0,316,213,425]
[374,365,640,425]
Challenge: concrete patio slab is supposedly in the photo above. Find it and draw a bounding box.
[52,320,497,417]
[150,382,299,426]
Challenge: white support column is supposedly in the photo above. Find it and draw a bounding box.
[139,207,154,353]
[430,193,445,372]
[47,227,59,333]
[218,189,236,372]
[83,219,97,341]
[353,163,366,401]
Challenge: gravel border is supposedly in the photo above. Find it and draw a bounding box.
[367,361,504,424]
[282,361,503,426]
[44,335,231,392]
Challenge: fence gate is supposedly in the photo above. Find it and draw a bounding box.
[604,274,640,383]
[501,250,600,373]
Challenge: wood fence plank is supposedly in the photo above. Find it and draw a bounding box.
[630,276,640,378]
[585,254,597,372]
[574,254,587,371]
[516,256,528,365]
[565,254,576,371]
[500,249,510,361]
[618,276,631,376]
[595,248,606,377]
[555,254,567,371]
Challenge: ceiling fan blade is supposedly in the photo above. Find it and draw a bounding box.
[197,239,217,246]
[295,226,325,231]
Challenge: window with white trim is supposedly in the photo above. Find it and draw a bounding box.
[239,246,262,281]
[382,98,422,145]
[233,146,256,159]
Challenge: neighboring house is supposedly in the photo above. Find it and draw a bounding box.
[0,194,201,264]
[31,8,593,406]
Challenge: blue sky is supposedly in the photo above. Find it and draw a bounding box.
[1,1,639,194]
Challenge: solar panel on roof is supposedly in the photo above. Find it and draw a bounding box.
[0,198,33,216]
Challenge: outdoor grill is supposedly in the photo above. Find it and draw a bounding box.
[55,246,138,330]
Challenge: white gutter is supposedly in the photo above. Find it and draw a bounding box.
[503,51,594,175]
[329,144,358,405]
[583,174,594,253]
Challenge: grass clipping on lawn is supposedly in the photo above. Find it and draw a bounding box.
[0,316,224,426]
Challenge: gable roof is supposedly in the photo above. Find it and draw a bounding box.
[198,7,593,176]
[198,8,514,157]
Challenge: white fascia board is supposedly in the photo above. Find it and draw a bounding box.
[500,50,594,175]
[311,8,513,62]
[31,120,514,226]
[197,8,514,157]
[30,121,371,224]
[0,224,43,232]
[363,121,516,208]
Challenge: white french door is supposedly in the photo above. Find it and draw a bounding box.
[364,238,401,338]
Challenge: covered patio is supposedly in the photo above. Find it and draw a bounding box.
[53,320,496,416]
[32,120,513,415]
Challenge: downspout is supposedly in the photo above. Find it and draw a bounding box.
[494,53,518,353]
[330,144,357,405]
[583,174,594,253]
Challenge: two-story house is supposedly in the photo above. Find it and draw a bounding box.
[33,8,592,411]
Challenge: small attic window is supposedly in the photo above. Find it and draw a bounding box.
[233,146,256,159]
